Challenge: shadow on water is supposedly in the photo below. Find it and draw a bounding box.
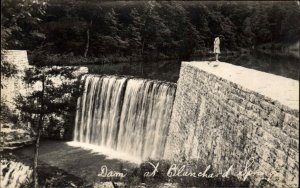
[16,140,137,184]
[86,60,181,83]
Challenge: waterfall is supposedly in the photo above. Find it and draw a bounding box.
[71,74,176,163]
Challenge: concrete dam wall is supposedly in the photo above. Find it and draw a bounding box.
[164,61,299,187]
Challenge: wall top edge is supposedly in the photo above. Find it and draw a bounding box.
[182,61,299,111]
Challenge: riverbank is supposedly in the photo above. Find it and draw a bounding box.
[0,124,34,151]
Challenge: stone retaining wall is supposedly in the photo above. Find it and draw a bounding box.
[164,61,299,187]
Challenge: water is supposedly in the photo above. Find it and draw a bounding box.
[229,50,299,80]
[86,51,299,82]
[86,60,181,83]
[72,74,176,163]
[0,159,32,188]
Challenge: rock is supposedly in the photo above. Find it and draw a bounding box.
[1,125,34,150]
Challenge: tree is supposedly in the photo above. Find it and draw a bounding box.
[241,17,255,47]
[127,8,143,57]
[140,1,171,58]
[280,1,300,43]
[1,0,46,87]
[159,1,200,59]
[180,21,200,59]
[1,0,46,50]
[101,8,125,55]
[73,2,102,57]
[3,0,300,62]
[16,64,83,188]
[0,52,17,88]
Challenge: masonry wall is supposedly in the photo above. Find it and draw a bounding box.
[164,62,299,187]
[1,50,30,109]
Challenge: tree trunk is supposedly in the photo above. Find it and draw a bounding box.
[141,39,145,56]
[140,61,144,76]
[33,127,41,188]
[84,20,92,57]
[140,39,145,75]
[33,75,45,188]
[83,30,90,57]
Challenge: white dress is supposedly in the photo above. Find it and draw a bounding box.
[213,37,220,54]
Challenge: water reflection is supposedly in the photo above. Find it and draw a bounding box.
[87,51,299,82]
[229,51,299,80]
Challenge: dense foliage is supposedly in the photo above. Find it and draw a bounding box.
[1,0,46,88]
[2,1,300,63]
[15,64,83,187]
[16,65,83,140]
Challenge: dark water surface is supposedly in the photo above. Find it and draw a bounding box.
[87,51,299,82]
[17,141,137,184]
[228,51,299,80]
[14,141,250,187]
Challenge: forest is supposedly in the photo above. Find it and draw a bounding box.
[2,0,300,65]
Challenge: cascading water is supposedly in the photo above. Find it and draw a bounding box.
[70,74,176,163]
[0,159,32,188]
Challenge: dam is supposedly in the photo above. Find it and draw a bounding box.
[1,51,299,187]
[70,61,298,187]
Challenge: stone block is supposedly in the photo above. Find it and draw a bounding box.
[165,61,299,187]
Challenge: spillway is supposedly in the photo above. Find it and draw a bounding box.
[72,75,176,163]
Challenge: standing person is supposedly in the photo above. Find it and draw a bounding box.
[213,37,220,61]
